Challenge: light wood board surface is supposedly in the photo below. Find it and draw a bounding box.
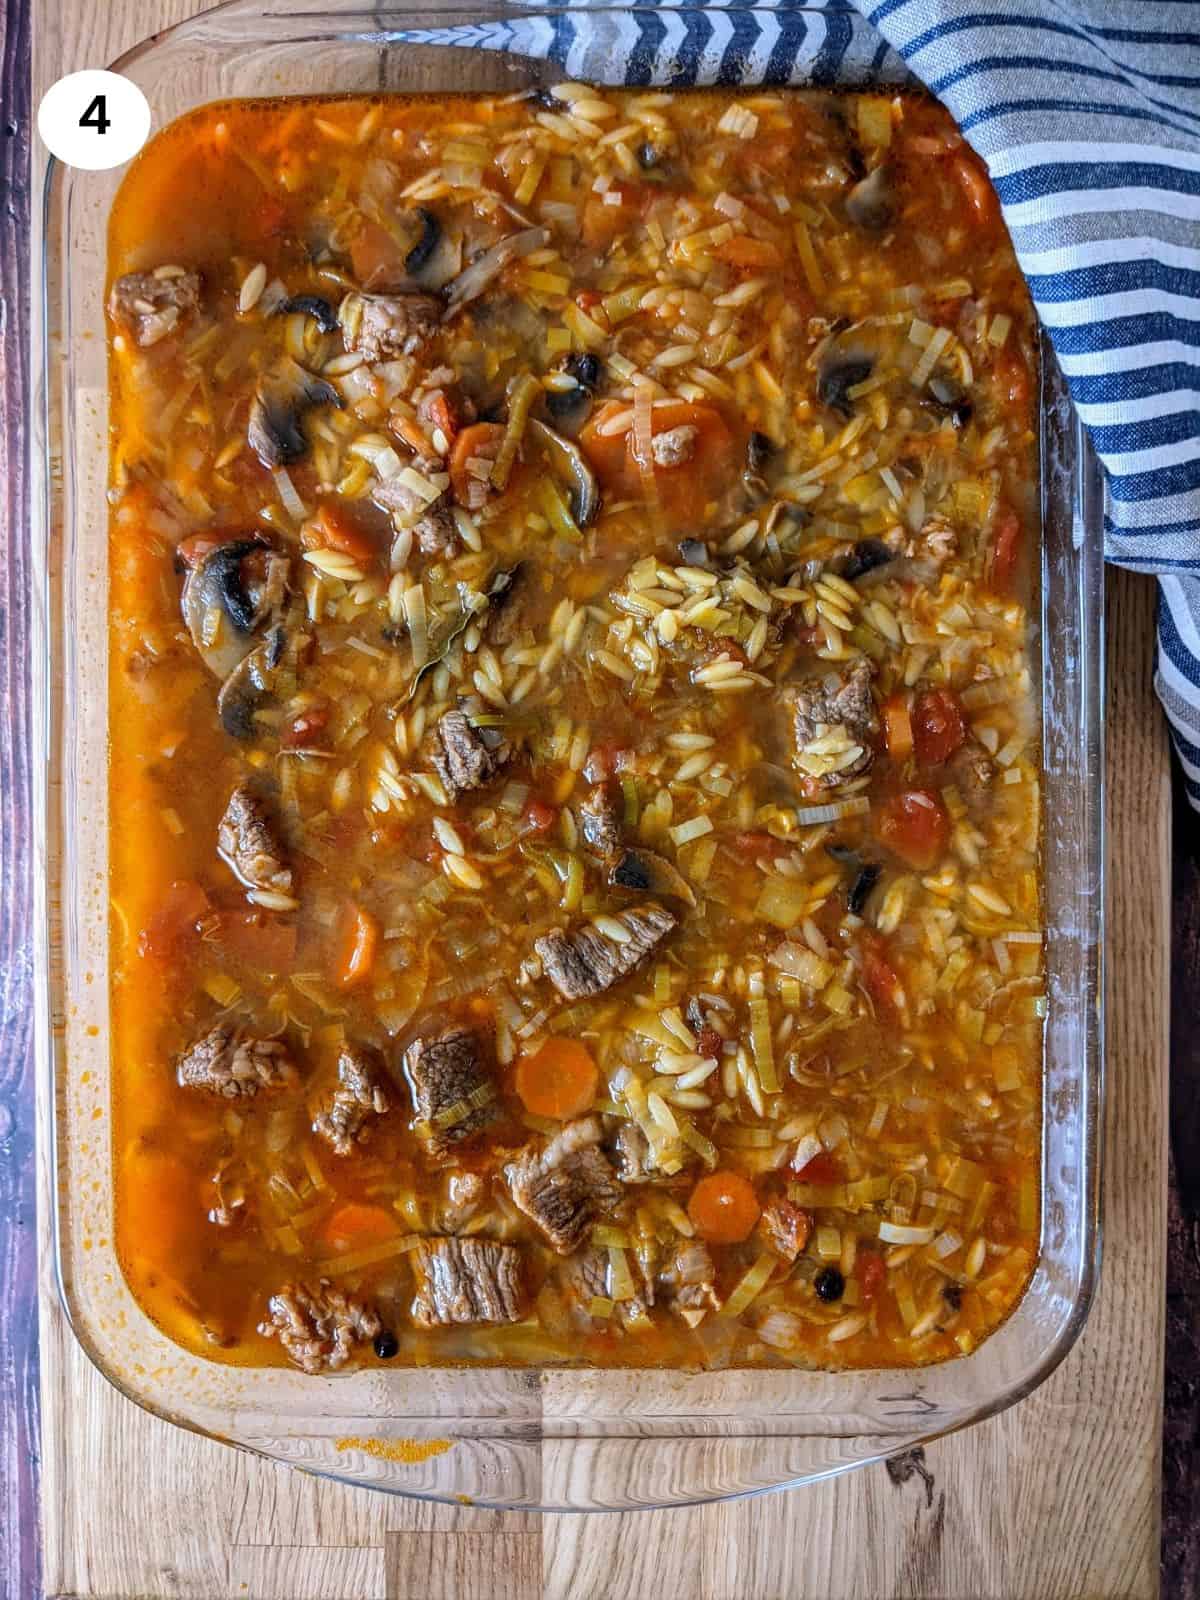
[33,3,1168,1594]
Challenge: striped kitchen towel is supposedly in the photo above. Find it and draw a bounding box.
[402,0,1200,803]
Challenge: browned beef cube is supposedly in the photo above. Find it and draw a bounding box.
[432,709,511,802]
[409,1237,525,1327]
[108,267,201,346]
[344,292,440,362]
[504,1117,623,1255]
[534,903,675,1001]
[787,658,877,789]
[402,1025,498,1157]
[312,1044,391,1156]
[758,1197,813,1263]
[176,1025,296,1099]
[217,784,293,898]
[258,1280,381,1373]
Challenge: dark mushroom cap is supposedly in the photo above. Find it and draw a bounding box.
[248,357,341,468]
[275,295,339,334]
[845,163,895,232]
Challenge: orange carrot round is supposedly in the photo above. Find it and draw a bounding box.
[334,902,378,989]
[317,1202,401,1252]
[514,1037,599,1120]
[449,422,505,506]
[687,1170,761,1244]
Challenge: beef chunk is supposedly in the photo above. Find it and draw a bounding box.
[409,1237,525,1327]
[662,1239,720,1325]
[787,658,877,789]
[403,1025,498,1157]
[579,784,621,856]
[439,1171,485,1233]
[312,1045,390,1156]
[758,1197,813,1263]
[947,740,995,819]
[217,784,293,898]
[258,1280,381,1373]
[108,267,201,347]
[909,513,957,568]
[651,425,697,468]
[413,500,460,557]
[534,903,675,1001]
[504,1116,623,1254]
[177,1025,297,1099]
[344,292,440,362]
[432,709,512,802]
[561,1248,651,1329]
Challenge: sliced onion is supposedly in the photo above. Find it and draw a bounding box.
[442,227,550,317]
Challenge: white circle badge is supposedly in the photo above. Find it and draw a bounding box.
[38,70,152,170]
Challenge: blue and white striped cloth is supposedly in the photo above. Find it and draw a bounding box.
[402,1,1200,803]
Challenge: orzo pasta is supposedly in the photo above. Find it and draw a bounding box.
[107,86,1040,1374]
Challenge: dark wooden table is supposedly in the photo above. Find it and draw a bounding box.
[1,1,1196,1592]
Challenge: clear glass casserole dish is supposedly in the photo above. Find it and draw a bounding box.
[37,0,1105,1511]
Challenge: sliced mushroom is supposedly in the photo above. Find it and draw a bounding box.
[442,227,550,319]
[248,357,341,468]
[678,538,710,568]
[838,538,895,582]
[217,624,288,741]
[845,163,895,232]
[276,295,339,334]
[609,848,697,909]
[528,418,600,528]
[545,355,602,434]
[816,322,896,418]
[181,540,290,679]
[926,372,973,428]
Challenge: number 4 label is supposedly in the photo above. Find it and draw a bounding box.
[38,70,151,170]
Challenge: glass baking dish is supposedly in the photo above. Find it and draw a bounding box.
[36,0,1105,1511]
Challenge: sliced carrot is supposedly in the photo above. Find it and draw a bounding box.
[687,1170,761,1245]
[714,234,784,271]
[449,422,505,507]
[317,1202,402,1252]
[993,348,1030,412]
[334,902,378,989]
[515,1037,598,1120]
[990,507,1022,593]
[306,502,378,567]
[881,694,914,761]
[580,399,736,528]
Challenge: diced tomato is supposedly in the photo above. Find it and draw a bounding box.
[138,879,210,960]
[575,288,605,313]
[281,705,330,750]
[420,388,463,446]
[861,933,905,1014]
[304,503,378,568]
[696,1027,723,1062]
[877,789,950,871]
[211,910,298,974]
[581,183,649,249]
[713,234,784,272]
[349,217,407,289]
[793,1148,841,1184]
[990,507,1022,594]
[253,195,290,239]
[993,347,1030,412]
[911,688,967,766]
[522,799,557,834]
[857,1252,886,1304]
[732,830,785,860]
[949,151,998,226]
[583,743,632,784]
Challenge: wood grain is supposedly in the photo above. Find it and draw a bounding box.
[0,0,39,1597]
[30,3,1170,1595]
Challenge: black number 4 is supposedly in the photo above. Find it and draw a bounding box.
[79,94,111,135]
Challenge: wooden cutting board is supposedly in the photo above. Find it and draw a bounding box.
[33,4,1168,1594]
